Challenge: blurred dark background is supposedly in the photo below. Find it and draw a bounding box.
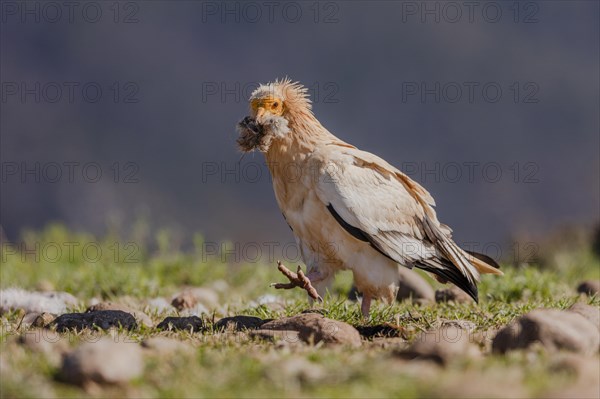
[1,1,599,258]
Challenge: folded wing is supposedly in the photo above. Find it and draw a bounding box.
[311,144,500,302]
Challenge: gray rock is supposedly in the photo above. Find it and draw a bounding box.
[396,325,478,365]
[260,313,361,347]
[171,288,219,311]
[146,297,172,314]
[492,309,600,355]
[87,302,153,328]
[170,291,196,311]
[59,338,143,385]
[0,288,78,314]
[51,310,137,332]
[577,280,600,296]
[156,316,204,332]
[397,268,435,303]
[568,303,600,331]
[214,316,267,331]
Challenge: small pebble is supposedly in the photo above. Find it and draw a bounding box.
[396,325,478,365]
[492,308,599,355]
[59,338,143,385]
[260,313,362,347]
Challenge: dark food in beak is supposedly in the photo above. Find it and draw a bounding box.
[241,116,261,134]
[237,116,264,152]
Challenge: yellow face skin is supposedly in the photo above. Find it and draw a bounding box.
[251,96,284,119]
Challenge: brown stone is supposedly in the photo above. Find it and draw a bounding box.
[59,338,143,385]
[568,303,599,331]
[260,313,361,347]
[492,309,599,355]
[396,325,478,365]
[171,291,196,310]
[171,288,219,311]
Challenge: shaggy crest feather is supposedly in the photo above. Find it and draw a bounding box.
[250,77,312,115]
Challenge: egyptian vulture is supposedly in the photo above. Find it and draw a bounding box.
[237,79,502,316]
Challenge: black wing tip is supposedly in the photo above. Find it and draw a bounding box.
[416,261,479,303]
[468,284,479,303]
[453,277,479,303]
[450,279,479,303]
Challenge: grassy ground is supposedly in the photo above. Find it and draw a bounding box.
[1,224,599,398]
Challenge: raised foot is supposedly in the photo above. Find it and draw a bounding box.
[270,261,323,302]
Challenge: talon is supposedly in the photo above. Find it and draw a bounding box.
[271,261,322,302]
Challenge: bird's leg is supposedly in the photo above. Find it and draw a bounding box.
[270,261,323,302]
[361,294,372,318]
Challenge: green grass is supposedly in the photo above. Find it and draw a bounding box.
[1,224,599,398]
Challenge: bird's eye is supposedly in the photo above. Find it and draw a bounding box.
[272,102,279,108]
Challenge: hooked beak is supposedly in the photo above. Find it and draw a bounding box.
[255,107,266,119]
